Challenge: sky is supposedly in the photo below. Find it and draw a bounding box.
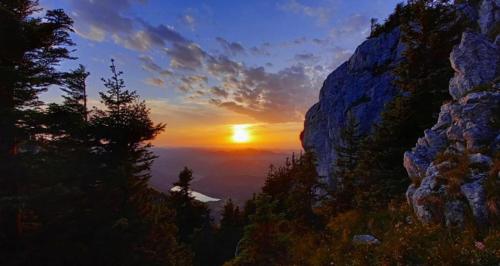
[39,0,402,150]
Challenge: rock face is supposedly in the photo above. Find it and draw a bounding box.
[404,0,500,226]
[449,31,500,99]
[302,27,404,190]
[479,0,500,35]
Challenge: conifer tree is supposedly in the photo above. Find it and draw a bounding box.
[0,0,74,254]
[60,64,90,121]
[333,111,362,211]
[169,167,211,244]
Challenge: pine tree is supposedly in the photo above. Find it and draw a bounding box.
[333,111,362,211]
[60,64,90,121]
[91,59,165,194]
[214,199,244,264]
[0,0,74,255]
[174,166,194,198]
[0,0,74,159]
[169,167,211,245]
[82,60,183,265]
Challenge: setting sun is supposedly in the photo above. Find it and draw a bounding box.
[232,124,251,143]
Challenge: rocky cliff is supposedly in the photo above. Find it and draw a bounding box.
[302,0,499,226]
[301,27,404,190]
[405,0,500,226]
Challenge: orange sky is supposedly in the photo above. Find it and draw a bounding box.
[149,100,304,150]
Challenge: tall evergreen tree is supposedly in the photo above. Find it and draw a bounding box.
[333,111,362,211]
[0,0,74,254]
[60,64,89,121]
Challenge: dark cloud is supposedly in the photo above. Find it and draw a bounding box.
[178,75,208,93]
[250,42,271,56]
[73,0,189,51]
[138,55,173,79]
[210,86,229,98]
[216,37,245,56]
[139,55,162,72]
[166,43,207,70]
[73,0,135,38]
[206,55,242,76]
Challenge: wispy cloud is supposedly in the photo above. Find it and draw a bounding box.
[69,0,327,124]
[279,0,336,25]
[216,37,245,56]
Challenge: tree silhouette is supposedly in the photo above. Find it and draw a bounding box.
[0,0,74,253]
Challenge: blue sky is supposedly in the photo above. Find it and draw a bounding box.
[39,0,402,149]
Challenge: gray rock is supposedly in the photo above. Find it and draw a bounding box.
[302,27,403,191]
[469,153,493,168]
[410,169,444,224]
[445,200,465,227]
[461,180,488,224]
[449,32,500,100]
[478,0,500,36]
[406,184,417,208]
[406,91,499,225]
[352,235,381,245]
[404,1,500,226]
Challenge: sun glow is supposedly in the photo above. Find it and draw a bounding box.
[231,124,251,143]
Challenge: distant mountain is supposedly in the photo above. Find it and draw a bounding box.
[150,148,296,207]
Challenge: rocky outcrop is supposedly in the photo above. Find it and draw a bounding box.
[479,0,500,35]
[404,0,500,226]
[302,27,404,190]
[449,31,500,99]
[405,92,499,225]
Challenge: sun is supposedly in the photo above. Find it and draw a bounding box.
[231,124,251,143]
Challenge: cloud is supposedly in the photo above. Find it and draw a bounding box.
[145,77,165,87]
[72,0,135,37]
[215,37,245,56]
[139,55,173,79]
[206,55,242,76]
[250,42,271,56]
[293,37,307,45]
[207,59,323,123]
[330,14,370,39]
[294,53,320,63]
[70,0,329,124]
[279,0,334,25]
[178,75,208,93]
[166,43,207,70]
[180,14,196,30]
[210,86,229,98]
[72,0,188,51]
[75,25,106,41]
[312,38,329,46]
